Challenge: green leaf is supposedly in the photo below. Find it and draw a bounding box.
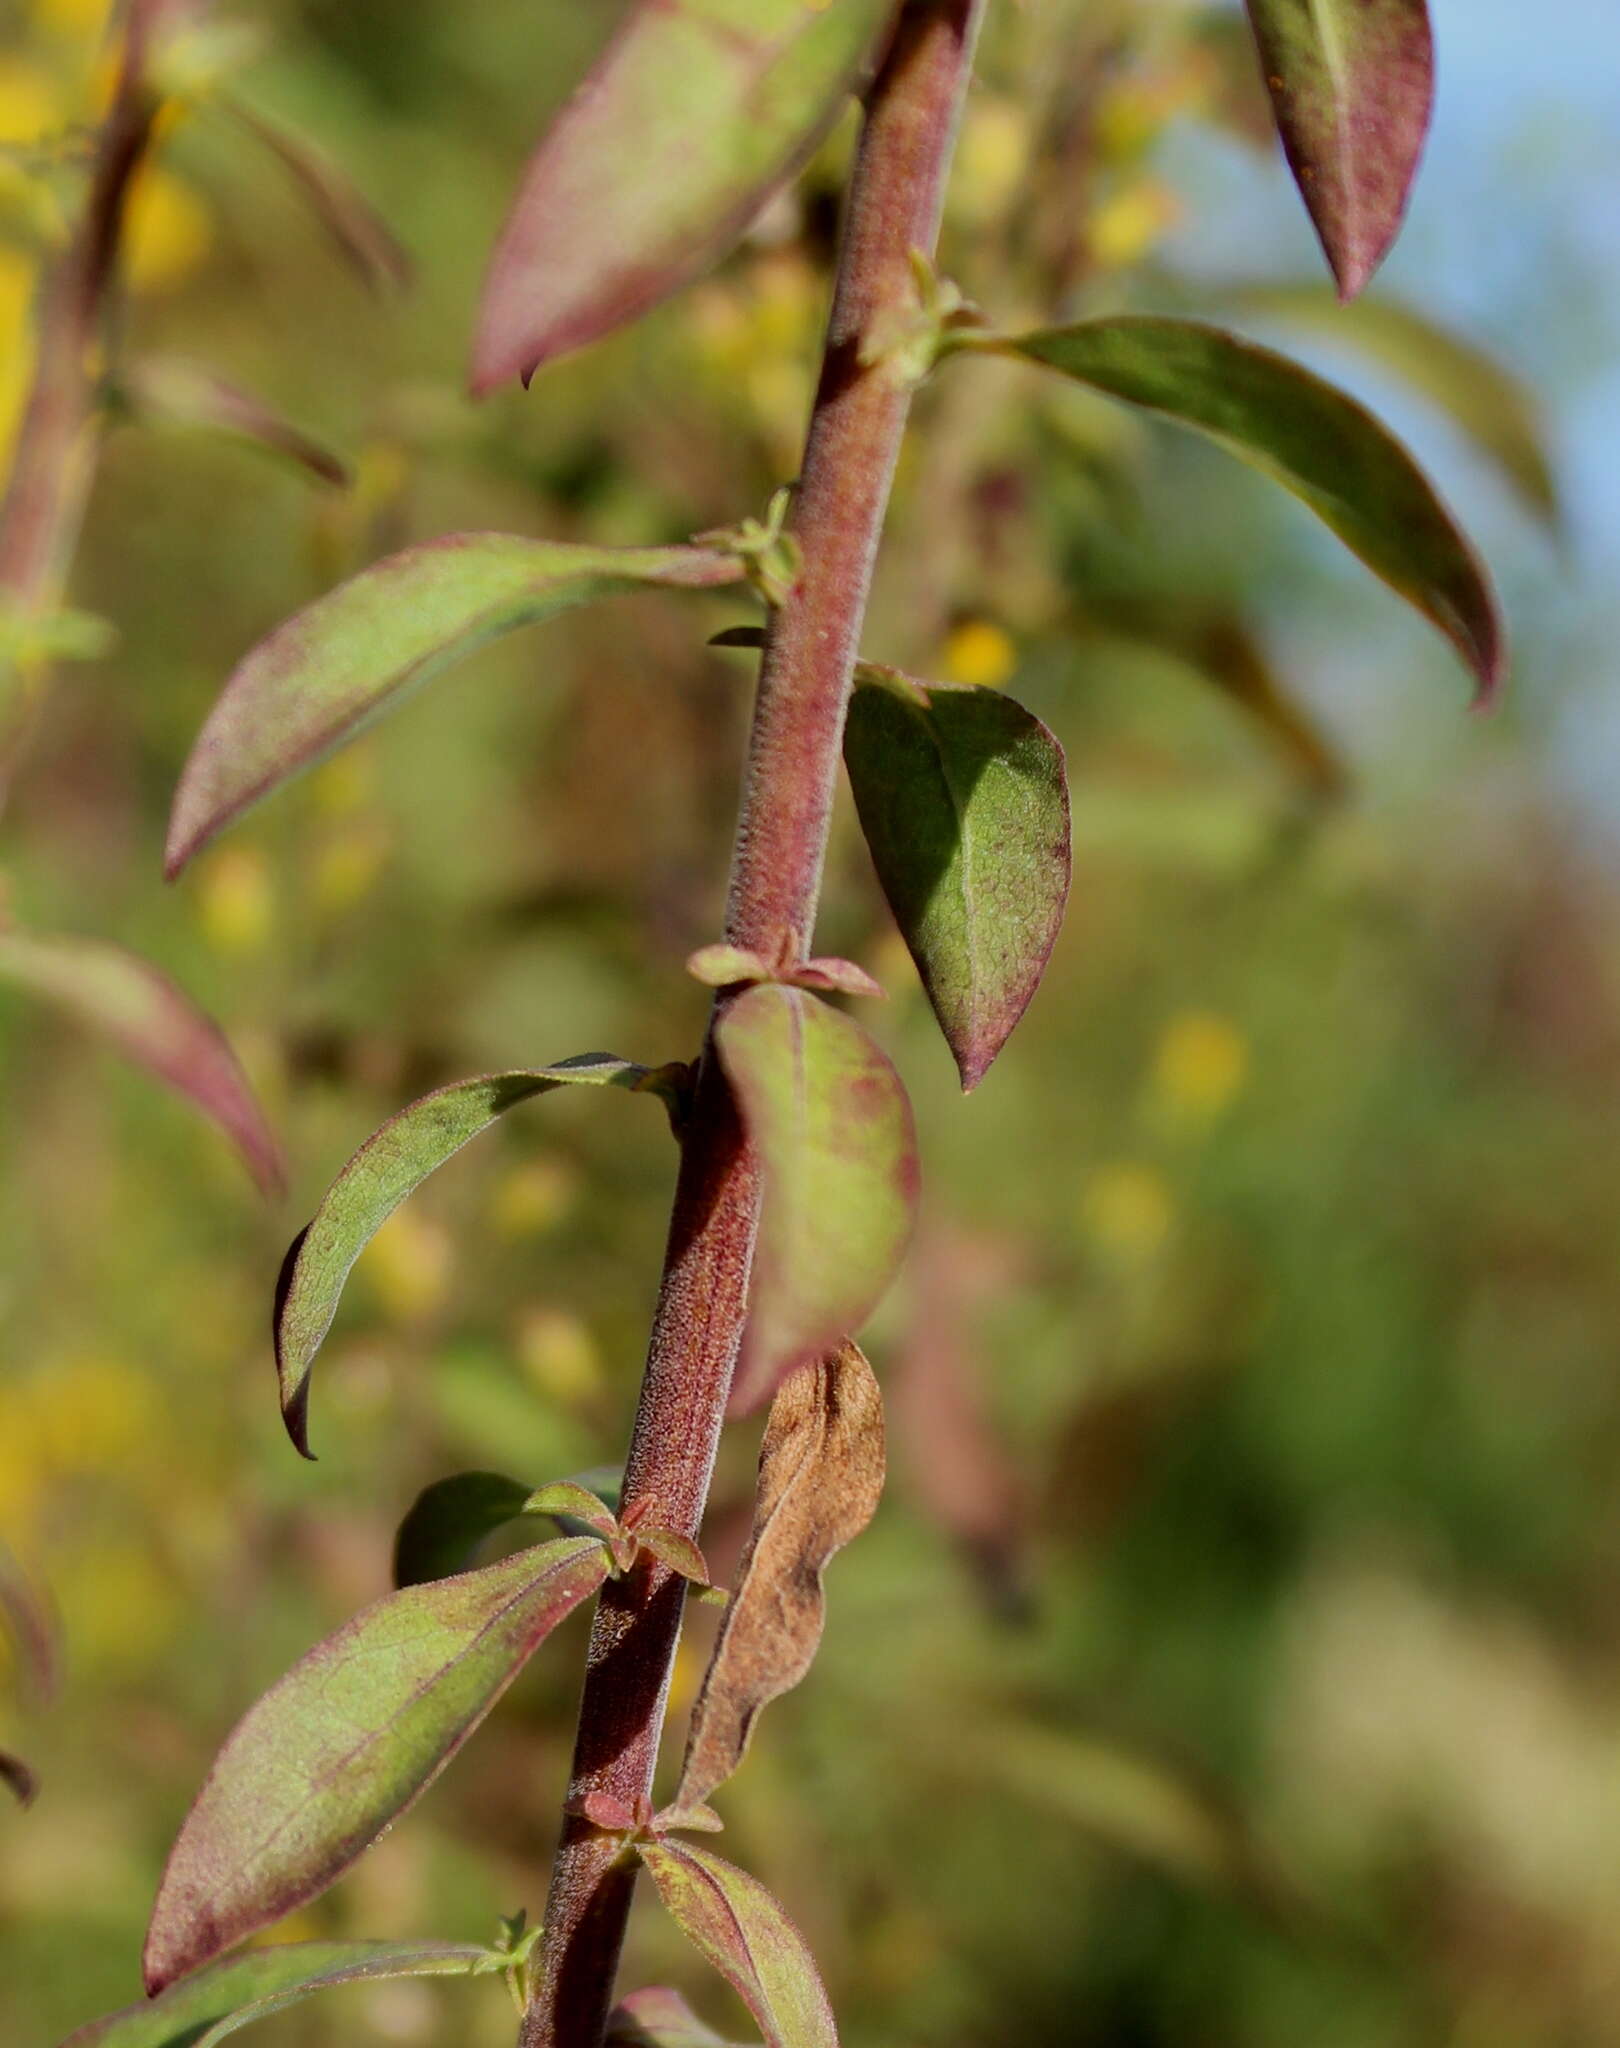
[142,1539,609,1993]
[472,0,894,388]
[0,927,284,1195]
[607,1987,751,2047]
[638,1837,837,2048]
[165,536,744,875]
[60,1940,487,2048]
[275,1057,676,1457]
[1241,0,1434,298]
[843,662,1070,1089]
[1234,283,1560,525]
[219,96,411,296]
[715,985,918,1414]
[989,317,1504,700]
[392,1473,533,1588]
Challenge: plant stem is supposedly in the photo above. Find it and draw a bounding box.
[521,5,984,2042]
[0,0,176,808]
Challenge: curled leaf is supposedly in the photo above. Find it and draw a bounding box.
[165,536,744,875]
[122,357,350,488]
[472,0,894,388]
[275,1057,675,1456]
[638,1836,837,2048]
[392,1473,533,1588]
[1242,0,1434,298]
[0,927,283,1195]
[607,1986,748,2047]
[715,985,918,1415]
[990,318,1504,700]
[674,1343,884,1816]
[142,1538,609,1992]
[844,662,1070,1089]
[60,1940,487,2048]
[0,1750,37,1808]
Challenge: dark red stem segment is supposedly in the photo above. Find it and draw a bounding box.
[0,0,177,800]
[520,4,984,2043]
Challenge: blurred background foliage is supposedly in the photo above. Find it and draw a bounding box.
[2,0,1618,2043]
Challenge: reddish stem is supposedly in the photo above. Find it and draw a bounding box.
[521,4,984,2043]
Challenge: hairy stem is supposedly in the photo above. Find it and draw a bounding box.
[521,4,984,2042]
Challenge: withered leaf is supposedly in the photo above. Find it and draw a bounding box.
[673,1342,884,1815]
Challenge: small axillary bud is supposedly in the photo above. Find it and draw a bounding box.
[859,248,984,389]
[693,484,803,608]
[685,940,884,1000]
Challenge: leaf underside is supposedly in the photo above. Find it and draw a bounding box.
[60,1940,487,2048]
[843,663,1071,1089]
[142,1538,608,1993]
[165,535,743,875]
[275,1057,669,1456]
[715,985,918,1416]
[1242,0,1435,298]
[1002,317,1504,700]
[606,1985,751,2047]
[0,928,284,1195]
[472,0,894,388]
[675,1342,885,1814]
[638,1836,838,2048]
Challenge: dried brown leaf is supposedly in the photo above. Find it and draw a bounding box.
[673,1342,884,1815]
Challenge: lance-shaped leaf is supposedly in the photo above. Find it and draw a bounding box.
[638,1837,837,2048]
[607,1987,750,2047]
[142,1537,609,1992]
[844,662,1070,1090]
[393,1469,626,1587]
[123,357,351,488]
[1234,283,1560,526]
[220,97,411,295]
[988,318,1504,699]
[0,927,283,1195]
[674,1343,883,1816]
[715,985,918,1415]
[60,1939,488,2048]
[165,537,744,875]
[1241,0,1434,299]
[472,0,894,389]
[277,1057,676,1456]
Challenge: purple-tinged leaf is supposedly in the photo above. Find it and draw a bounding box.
[472,0,894,389]
[844,661,1070,1090]
[0,1750,36,1807]
[607,1987,749,2048]
[142,1538,609,1993]
[1242,0,1434,299]
[277,1057,675,1456]
[638,1527,714,1590]
[165,537,745,876]
[715,985,918,1415]
[0,927,284,1195]
[221,97,411,295]
[638,1838,837,2048]
[60,1939,488,2048]
[392,1473,532,1589]
[673,1343,883,1817]
[688,944,775,988]
[991,318,1504,700]
[790,957,884,999]
[123,357,351,488]
[1234,283,1560,526]
[524,1480,622,1542]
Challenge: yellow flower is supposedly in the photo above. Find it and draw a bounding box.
[1080,1162,1174,1265]
[196,845,275,957]
[515,1306,602,1409]
[951,95,1030,227]
[32,0,116,42]
[1086,180,1182,271]
[0,57,61,145]
[312,822,391,917]
[941,618,1016,689]
[124,163,212,293]
[1150,1011,1249,1129]
[488,1157,578,1240]
[362,1208,452,1324]
[31,1353,161,1473]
